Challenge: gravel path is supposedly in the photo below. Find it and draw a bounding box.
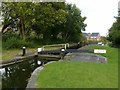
[64,45,107,63]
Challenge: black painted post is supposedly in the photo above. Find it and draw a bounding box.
[60,49,65,59]
[22,47,26,56]
[77,42,80,48]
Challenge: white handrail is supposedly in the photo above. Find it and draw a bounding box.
[42,43,69,51]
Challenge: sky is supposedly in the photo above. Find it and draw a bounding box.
[66,0,120,36]
[0,0,120,36]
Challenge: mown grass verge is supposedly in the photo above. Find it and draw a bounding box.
[36,45,118,88]
[2,48,37,61]
[2,45,64,61]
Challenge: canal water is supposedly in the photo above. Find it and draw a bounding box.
[0,59,45,89]
[0,45,80,89]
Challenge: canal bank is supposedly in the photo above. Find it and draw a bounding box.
[1,59,41,89]
[1,43,81,68]
[26,66,44,88]
[26,61,57,88]
[26,45,107,88]
[1,43,84,89]
[33,45,118,88]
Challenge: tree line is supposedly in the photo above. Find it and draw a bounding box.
[108,10,120,47]
[1,2,87,48]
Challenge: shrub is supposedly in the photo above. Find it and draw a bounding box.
[3,37,23,49]
[2,33,38,49]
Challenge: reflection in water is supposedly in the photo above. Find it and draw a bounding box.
[0,59,40,89]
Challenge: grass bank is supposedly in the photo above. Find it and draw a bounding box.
[2,48,37,61]
[2,44,65,61]
[36,45,118,88]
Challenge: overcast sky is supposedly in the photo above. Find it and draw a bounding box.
[0,1,120,36]
[66,0,120,36]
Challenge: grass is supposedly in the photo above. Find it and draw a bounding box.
[2,44,64,61]
[2,48,37,61]
[87,45,118,64]
[36,45,118,88]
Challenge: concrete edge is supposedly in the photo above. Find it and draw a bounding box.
[64,52,107,63]
[26,61,57,89]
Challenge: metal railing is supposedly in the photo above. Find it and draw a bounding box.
[41,43,70,51]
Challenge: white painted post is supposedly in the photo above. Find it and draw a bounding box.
[37,60,41,65]
[38,48,42,53]
[61,49,65,52]
[22,47,26,56]
[61,49,65,59]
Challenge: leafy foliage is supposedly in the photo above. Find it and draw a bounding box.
[108,11,120,47]
[108,29,120,47]
[1,2,86,48]
[2,33,35,49]
[52,4,87,42]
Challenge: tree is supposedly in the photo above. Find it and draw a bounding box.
[100,36,108,44]
[60,4,87,42]
[31,2,67,41]
[1,2,67,41]
[1,2,86,44]
[2,2,35,40]
[108,10,120,47]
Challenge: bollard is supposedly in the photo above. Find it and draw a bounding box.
[60,49,65,59]
[37,60,41,65]
[38,48,42,54]
[22,47,26,56]
[80,42,82,47]
[77,42,80,48]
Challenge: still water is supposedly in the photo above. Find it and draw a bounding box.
[0,59,44,89]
